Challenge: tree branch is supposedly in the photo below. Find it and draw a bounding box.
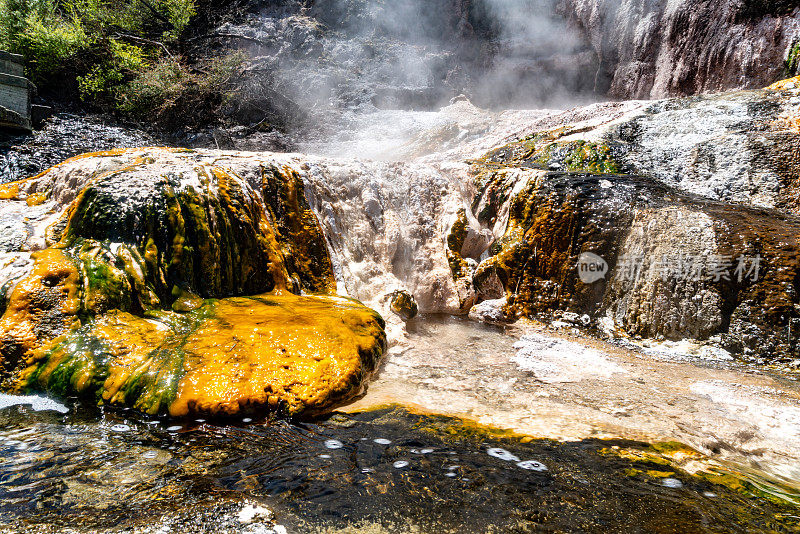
[113,32,175,59]
[138,0,174,28]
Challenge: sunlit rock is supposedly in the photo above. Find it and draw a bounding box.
[468,297,508,325]
[470,151,800,359]
[562,0,800,99]
[0,149,385,417]
[17,293,385,417]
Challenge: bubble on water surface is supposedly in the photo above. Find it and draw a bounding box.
[445,472,457,477]
[703,491,717,498]
[516,460,548,472]
[373,438,392,445]
[393,460,409,469]
[166,426,182,432]
[662,478,683,488]
[487,448,520,462]
[324,440,344,449]
[319,454,331,459]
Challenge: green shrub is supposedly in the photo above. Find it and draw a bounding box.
[76,39,148,101]
[118,52,245,128]
[0,0,198,111]
[10,12,85,84]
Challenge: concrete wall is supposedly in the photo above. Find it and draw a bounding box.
[0,74,30,116]
[0,51,32,131]
[0,60,24,77]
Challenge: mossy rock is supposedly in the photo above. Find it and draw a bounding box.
[16,292,386,417]
[0,150,384,418]
[470,165,800,359]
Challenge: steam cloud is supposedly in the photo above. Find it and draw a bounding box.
[225,0,599,114]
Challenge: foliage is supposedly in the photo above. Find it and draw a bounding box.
[117,51,245,129]
[0,0,201,120]
[3,4,86,83]
[563,141,621,174]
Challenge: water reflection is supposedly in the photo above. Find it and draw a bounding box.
[0,402,798,533]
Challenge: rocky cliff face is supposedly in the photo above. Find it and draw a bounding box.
[461,80,800,361]
[561,0,800,99]
[209,0,800,126]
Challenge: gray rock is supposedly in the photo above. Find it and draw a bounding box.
[469,297,509,324]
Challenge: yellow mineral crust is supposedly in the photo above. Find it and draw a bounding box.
[18,292,385,417]
[0,182,19,200]
[768,75,800,91]
[0,249,80,374]
[0,148,386,418]
[172,293,385,417]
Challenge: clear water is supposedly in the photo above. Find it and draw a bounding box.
[0,400,798,533]
[1,317,800,533]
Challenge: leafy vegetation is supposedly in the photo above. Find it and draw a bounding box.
[0,0,244,128]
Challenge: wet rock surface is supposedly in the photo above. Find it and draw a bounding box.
[4,83,800,379]
[470,168,800,359]
[0,148,385,417]
[461,84,800,360]
[0,115,154,184]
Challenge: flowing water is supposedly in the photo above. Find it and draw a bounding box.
[0,317,799,533]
